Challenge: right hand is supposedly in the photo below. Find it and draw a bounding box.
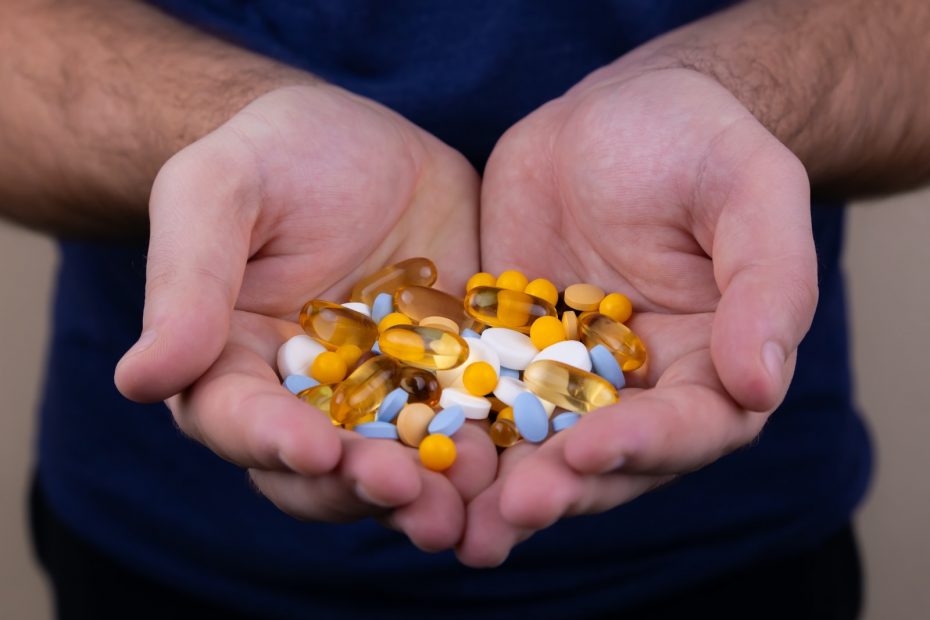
[114,85,496,551]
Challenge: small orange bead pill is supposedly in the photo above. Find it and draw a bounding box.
[378,312,414,332]
[419,434,457,471]
[524,278,559,307]
[462,361,498,396]
[466,272,497,291]
[310,351,348,384]
[529,316,566,350]
[496,270,529,292]
[599,293,633,324]
[564,283,605,311]
[334,344,363,367]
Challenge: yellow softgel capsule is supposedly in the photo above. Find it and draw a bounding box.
[394,286,471,329]
[466,272,497,292]
[397,366,442,407]
[496,270,529,292]
[419,434,457,472]
[378,312,414,332]
[578,312,647,371]
[564,283,606,312]
[379,325,469,370]
[524,278,559,307]
[464,286,556,333]
[310,351,348,384]
[299,300,379,352]
[298,384,336,421]
[489,416,521,448]
[350,257,437,306]
[334,344,364,367]
[330,356,399,427]
[530,316,566,350]
[418,315,460,334]
[523,360,619,413]
[599,293,633,324]
[497,406,515,422]
[462,361,498,396]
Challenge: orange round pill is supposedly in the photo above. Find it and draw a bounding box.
[309,351,348,384]
[524,278,559,306]
[378,312,414,332]
[562,310,579,340]
[466,272,497,291]
[599,293,633,324]
[419,434,457,471]
[462,361,498,396]
[496,270,529,292]
[564,283,605,311]
[530,316,566,350]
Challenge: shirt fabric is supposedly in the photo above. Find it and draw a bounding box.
[37,2,872,618]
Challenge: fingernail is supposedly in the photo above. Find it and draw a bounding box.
[126,330,157,356]
[355,482,391,507]
[599,455,626,474]
[762,341,785,383]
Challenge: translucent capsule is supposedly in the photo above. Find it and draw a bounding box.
[299,300,379,352]
[298,384,337,424]
[578,312,647,371]
[330,356,399,427]
[378,325,469,371]
[522,360,619,413]
[394,286,471,329]
[464,286,556,333]
[397,366,441,407]
[350,257,437,306]
[489,417,521,448]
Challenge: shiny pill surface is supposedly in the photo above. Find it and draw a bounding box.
[464,287,556,333]
[299,300,379,352]
[350,257,437,306]
[522,360,619,413]
[329,356,399,426]
[396,403,436,447]
[378,325,469,370]
[578,312,647,371]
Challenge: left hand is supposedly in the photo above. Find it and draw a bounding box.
[458,66,818,566]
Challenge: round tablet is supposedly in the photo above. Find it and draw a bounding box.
[354,421,399,440]
[480,328,538,370]
[436,337,500,388]
[427,405,466,436]
[371,293,395,325]
[397,403,436,447]
[552,412,581,432]
[493,377,556,415]
[438,387,491,420]
[341,302,372,318]
[589,344,625,390]
[499,367,521,379]
[419,315,460,334]
[276,335,326,377]
[562,310,579,340]
[513,392,550,443]
[531,340,592,372]
[460,328,481,339]
[564,283,605,311]
[283,374,319,395]
[376,387,409,422]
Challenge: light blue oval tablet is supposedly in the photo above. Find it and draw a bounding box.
[499,367,521,379]
[552,412,581,432]
[371,341,381,354]
[513,392,549,443]
[371,293,394,325]
[283,374,319,394]
[427,405,466,436]
[376,387,409,422]
[590,345,625,390]
[461,328,481,339]
[354,421,399,440]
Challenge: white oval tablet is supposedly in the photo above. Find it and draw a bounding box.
[530,340,592,372]
[341,302,372,318]
[480,328,538,370]
[436,337,500,388]
[493,377,556,415]
[276,334,326,377]
[439,387,491,420]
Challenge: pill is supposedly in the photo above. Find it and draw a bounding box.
[276,335,327,377]
[460,328,481,339]
[376,387,409,422]
[418,315,460,334]
[493,376,556,415]
[496,270,529,292]
[599,293,633,324]
[436,337,500,388]
[489,416,521,448]
[419,434,456,472]
[465,287,556,333]
[427,405,466,436]
[552,412,581,432]
[330,356,399,427]
[529,315,566,350]
[500,367,521,379]
[564,283,606,311]
[530,340,592,372]
[298,384,336,419]
[562,310,579,340]
[439,387,491,420]
[589,344,625,390]
[309,351,348,384]
[354,421,400,440]
[397,366,441,407]
[350,257,438,306]
[480,328,538,370]
[524,278,559,307]
[523,360,619,413]
[513,392,549,443]
[462,361,498,396]
[378,325,469,370]
[397,403,436,447]
[487,395,509,412]
[283,374,318,394]
[341,302,372,318]
[299,300,379,352]
[371,292,395,325]
[578,312,647,371]
[466,272,497,291]
[334,344,364,368]
[378,312,414,332]
[394,285,470,328]
[371,341,381,354]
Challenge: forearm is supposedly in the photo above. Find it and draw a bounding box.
[0,0,313,235]
[627,0,930,196]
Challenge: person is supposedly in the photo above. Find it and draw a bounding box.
[3,0,926,617]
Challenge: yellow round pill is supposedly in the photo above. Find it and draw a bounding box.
[419,434,456,471]
[378,312,414,332]
[462,361,498,396]
[562,310,579,340]
[496,270,529,292]
[466,272,497,291]
[497,406,514,422]
[599,293,633,324]
[334,344,363,367]
[530,316,566,350]
[564,283,605,311]
[524,278,559,307]
[309,351,348,384]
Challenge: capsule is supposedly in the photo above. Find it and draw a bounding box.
[522,360,619,413]
[350,257,438,306]
[298,384,337,424]
[489,407,521,448]
[397,366,442,407]
[378,325,469,371]
[330,356,399,427]
[578,312,647,371]
[394,286,471,329]
[464,286,556,333]
[299,300,379,352]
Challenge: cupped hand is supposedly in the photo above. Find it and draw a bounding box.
[114,85,496,551]
[459,67,818,565]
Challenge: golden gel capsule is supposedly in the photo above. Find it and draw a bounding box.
[378,325,469,371]
[522,360,619,413]
[350,257,438,306]
[578,312,647,371]
[394,286,471,328]
[330,356,399,427]
[299,300,379,352]
[397,366,442,407]
[298,384,337,424]
[489,417,521,448]
[464,286,556,333]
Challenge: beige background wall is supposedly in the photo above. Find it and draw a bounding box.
[0,191,928,618]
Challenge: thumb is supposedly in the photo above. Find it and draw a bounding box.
[115,133,260,403]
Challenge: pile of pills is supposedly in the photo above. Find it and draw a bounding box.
[276,258,646,472]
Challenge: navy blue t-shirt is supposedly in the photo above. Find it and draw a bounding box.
[37,2,871,618]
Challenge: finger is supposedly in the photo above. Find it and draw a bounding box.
[115,131,261,403]
[443,422,498,502]
[386,469,465,552]
[249,468,379,523]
